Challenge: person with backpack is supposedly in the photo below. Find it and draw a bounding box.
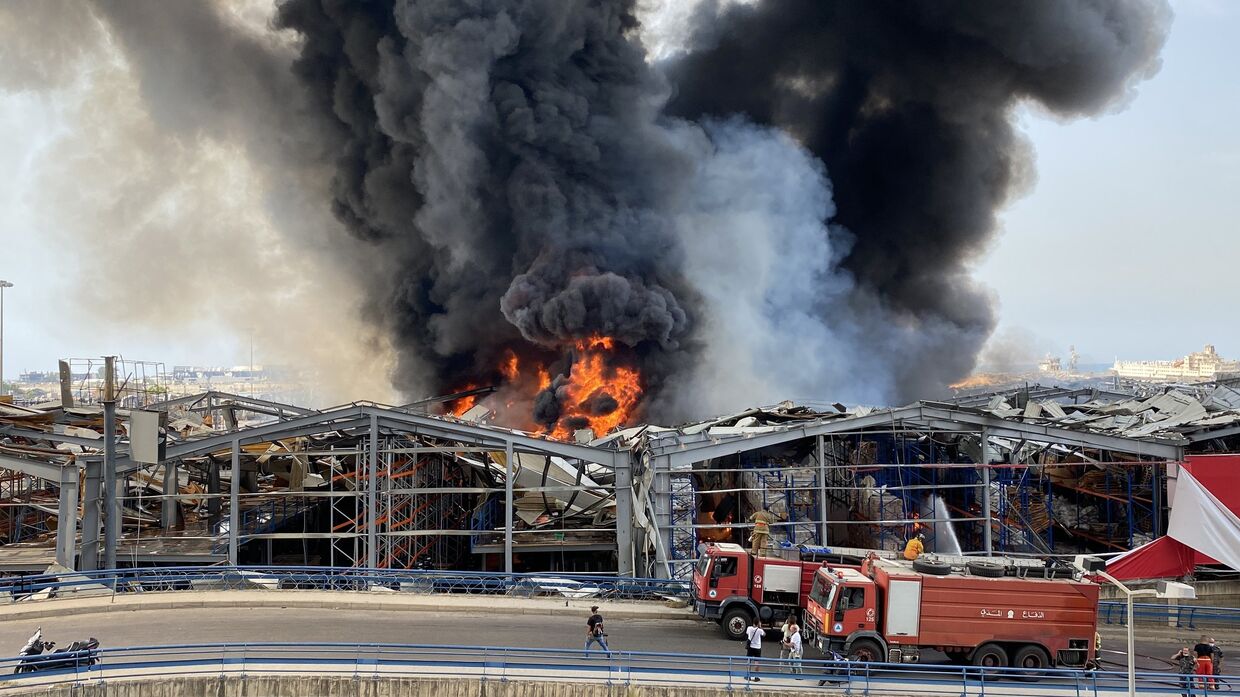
[745,617,766,682]
[585,605,609,654]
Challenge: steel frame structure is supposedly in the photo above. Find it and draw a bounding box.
[6,386,1237,580]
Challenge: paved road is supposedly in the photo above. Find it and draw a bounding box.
[2,608,718,656]
[0,605,1199,674]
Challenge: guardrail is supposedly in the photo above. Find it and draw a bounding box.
[0,642,1233,695]
[0,566,690,603]
[1098,601,1240,630]
[6,565,1240,632]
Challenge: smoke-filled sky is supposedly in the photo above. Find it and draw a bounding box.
[0,0,1232,416]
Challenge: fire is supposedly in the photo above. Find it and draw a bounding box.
[443,336,643,439]
[547,335,642,440]
[501,350,520,381]
[448,386,479,416]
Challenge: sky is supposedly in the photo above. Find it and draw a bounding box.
[0,0,1236,382]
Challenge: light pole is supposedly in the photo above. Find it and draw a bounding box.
[0,280,12,397]
[1095,570,1196,697]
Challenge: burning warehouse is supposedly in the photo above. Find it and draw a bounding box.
[0,1,1191,579]
[3,370,1240,579]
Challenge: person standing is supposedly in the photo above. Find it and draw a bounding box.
[749,509,775,555]
[1172,647,1198,697]
[745,617,766,682]
[903,533,925,561]
[778,617,794,662]
[1210,638,1224,690]
[1195,636,1216,691]
[787,620,804,676]
[585,605,609,654]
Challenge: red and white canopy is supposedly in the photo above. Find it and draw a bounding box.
[1104,454,1240,581]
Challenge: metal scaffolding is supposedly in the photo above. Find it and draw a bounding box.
[4,381,1240,578]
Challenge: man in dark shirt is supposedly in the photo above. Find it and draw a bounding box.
[1194,636,1216,690]
[585,605,609,654]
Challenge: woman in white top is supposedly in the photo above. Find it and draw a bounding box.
[778,618,793,661]
[745,617,766,682]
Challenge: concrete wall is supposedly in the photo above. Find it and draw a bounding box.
[11,676,845,697]
[1099,578,1240,609]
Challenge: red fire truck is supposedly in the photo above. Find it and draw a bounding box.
[692,543,866,640]
[805,556,1099,670]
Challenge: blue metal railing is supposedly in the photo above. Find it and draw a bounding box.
[0,642,1233,694]
[0,566,691,602]
[1098,601,1240,630]
[4,564,1240,631]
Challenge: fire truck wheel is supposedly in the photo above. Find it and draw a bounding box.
[965,561,1006,578]
[971,643,1009,669]
[721,607,752,641]
[847,639,884,663]
[1011,645,1050,681]
[911,558,951,576]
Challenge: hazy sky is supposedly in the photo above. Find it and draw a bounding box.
[0,0,1235,380]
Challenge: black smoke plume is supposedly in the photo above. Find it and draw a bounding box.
[274,0,696,425]
[664,0,1170,400]
[44,0,1170,425]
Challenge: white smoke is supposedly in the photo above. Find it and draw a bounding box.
[664,117,895,415]
[0,1,397,405]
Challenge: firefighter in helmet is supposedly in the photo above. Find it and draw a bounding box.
[903,533,925,561]
[748,508,776,555]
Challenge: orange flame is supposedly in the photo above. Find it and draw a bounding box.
[548,335,642,440]
[448,385,479,416]
[445,337,642,438]
[501,350,520,381]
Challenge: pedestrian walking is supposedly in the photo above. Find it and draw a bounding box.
[787,620,804,675]
[1195,636,1216,691]
[745,617,765,682]
[778,617,793,662]
[585,605,609,654]
[1172,647,1198,697]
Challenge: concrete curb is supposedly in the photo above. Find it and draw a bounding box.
[0,590,703,624]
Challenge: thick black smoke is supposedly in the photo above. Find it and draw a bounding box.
[274,0,696,413]
[45,0,1170,423]
[665,0,1170,400]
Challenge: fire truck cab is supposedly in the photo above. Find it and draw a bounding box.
[694,543,807,639]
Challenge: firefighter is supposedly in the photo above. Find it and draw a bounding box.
[748,508,775,555]
[903,533,925,561]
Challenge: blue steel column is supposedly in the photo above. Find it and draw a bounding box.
[980,427,993,556]
[816,435,828,545]
[614,452,635,576]
[229,439,240,564]
[56,465,80,568]
[366,413,379,570]
[80,459,101,570]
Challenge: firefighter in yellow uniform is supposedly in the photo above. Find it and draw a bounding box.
[903,533,925,560]
[748,509,776,555]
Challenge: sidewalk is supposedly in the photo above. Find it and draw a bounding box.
[0,589,698,623]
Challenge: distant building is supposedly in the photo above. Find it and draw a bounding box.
[1113,344,1240,382]
[1038,355,1062,372]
